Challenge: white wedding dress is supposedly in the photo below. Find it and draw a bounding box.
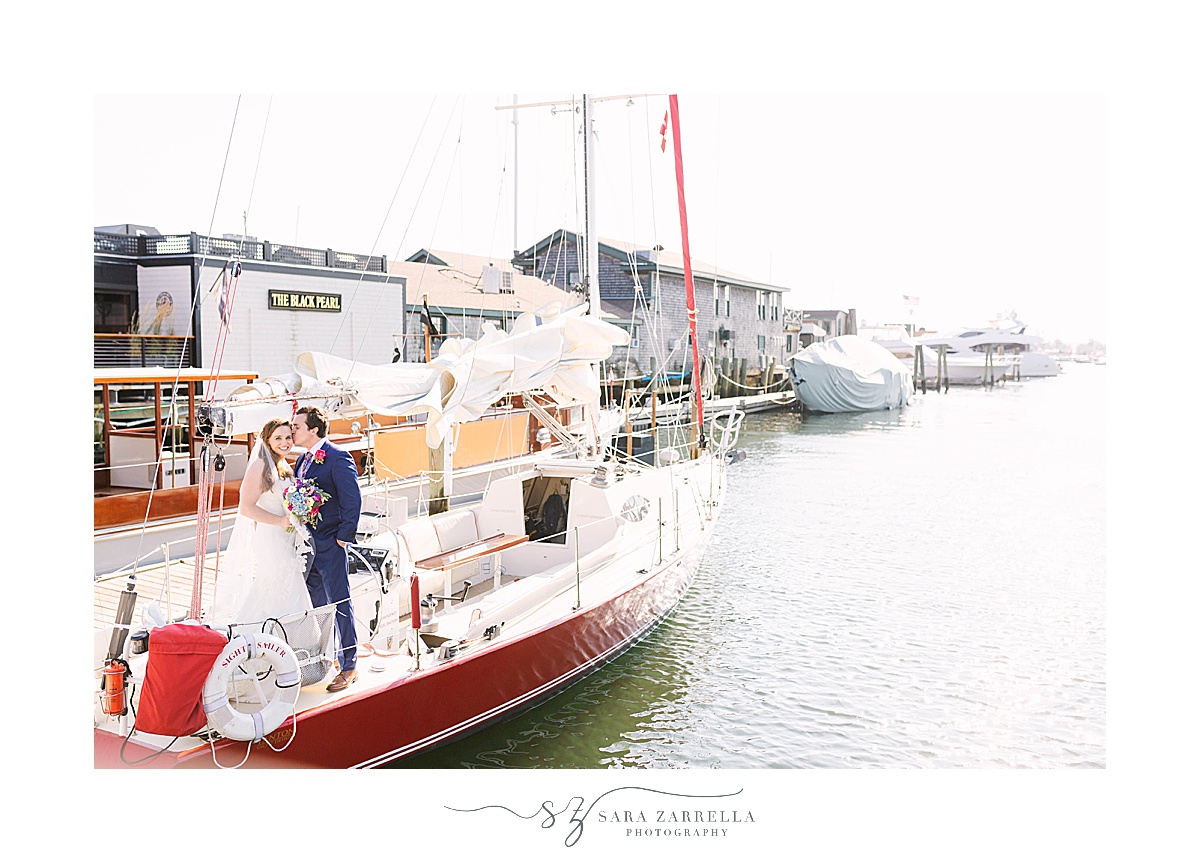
[205,458,314,627]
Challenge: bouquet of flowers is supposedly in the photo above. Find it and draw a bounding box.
[283,478,330,530]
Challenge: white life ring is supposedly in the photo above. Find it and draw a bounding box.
[202,633,302,742]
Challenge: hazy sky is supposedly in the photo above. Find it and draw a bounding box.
[95,92,1105,344]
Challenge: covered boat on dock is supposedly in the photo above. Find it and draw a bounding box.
[787,334,912,412]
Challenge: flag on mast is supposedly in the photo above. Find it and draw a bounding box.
[903,295,920,307]
[420,296,440,337]
[218,261,240,329]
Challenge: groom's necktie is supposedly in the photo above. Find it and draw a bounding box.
[299,451,313,479]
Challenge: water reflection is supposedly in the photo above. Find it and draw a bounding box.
[392,367,1106,769]
[398,619,699,769]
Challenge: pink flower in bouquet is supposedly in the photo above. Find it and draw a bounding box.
[283,478,330,529]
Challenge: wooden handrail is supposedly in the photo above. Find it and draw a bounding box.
[94,479,242,530]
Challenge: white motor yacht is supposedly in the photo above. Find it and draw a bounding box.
[918,318,1061,381]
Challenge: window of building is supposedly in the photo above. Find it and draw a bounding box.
[724,284,731,317]
[713,282,720,318]
[757,291,765,321]
[94,290,135,334]
[757,334,766,351]
[786,333,794,353]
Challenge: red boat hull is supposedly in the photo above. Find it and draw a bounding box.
[95,538,707,769]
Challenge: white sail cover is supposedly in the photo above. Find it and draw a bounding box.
[218,303,630,445]
[788,335,912,412]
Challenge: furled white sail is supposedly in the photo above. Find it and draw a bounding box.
[211,303,630,444]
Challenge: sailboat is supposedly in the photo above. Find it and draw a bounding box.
[93,94,744,768]
[92,356,621,578]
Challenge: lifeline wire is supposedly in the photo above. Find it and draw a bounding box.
[126,95,244,579]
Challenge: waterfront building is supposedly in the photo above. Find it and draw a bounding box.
[784,308,858,349]
[512,229,789,378]
[93,225,403,393]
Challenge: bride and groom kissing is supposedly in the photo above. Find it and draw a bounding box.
[206,406,362,692]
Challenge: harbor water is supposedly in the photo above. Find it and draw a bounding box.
[398,363,1106,769]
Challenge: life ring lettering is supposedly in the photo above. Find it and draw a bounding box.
[202,633,302,742]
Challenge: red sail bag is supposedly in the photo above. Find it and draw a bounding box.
[134,623,230,737]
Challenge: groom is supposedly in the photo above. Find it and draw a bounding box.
[292,406,362,692]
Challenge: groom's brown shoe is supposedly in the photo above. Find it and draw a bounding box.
[326,668,358,692]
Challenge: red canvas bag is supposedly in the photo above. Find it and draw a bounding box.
[134,623,230,737]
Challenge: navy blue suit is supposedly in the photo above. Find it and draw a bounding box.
[298,439,361,672]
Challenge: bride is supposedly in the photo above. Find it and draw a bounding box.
[206,418,313,626]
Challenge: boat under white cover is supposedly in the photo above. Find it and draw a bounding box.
[787,335,913,412]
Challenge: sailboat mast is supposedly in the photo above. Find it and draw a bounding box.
[581,94,604,457]
[512,93,519,258]
[582,95,601,317]
[667,94,705,451]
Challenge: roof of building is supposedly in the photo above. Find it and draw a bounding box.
[390,249,583,315]
[516,229,788,294]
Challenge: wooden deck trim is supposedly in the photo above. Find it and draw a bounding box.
[414,533,529,572]
[94,480,242,530]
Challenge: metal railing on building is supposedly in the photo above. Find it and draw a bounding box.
[94,231,387,273]
[94,334,194,368]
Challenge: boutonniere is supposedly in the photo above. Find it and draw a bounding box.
[313,448,326,464]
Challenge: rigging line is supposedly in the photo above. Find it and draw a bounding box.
[128,95,244,572]
[537,226,564,286]
[622,103,668,374]
[712,95,720,284]
[644,97,660,265]
[382,95,465,362]
[334,95,440,361]
[487,97,510,266]
[236,95,273,259]
[626,99,639,252]
[201,95,257,394]
[417,100,467,313]
[571,95,582,292]
[401,100,470,361]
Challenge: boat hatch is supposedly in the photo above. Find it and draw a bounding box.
[523,475,571,543]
